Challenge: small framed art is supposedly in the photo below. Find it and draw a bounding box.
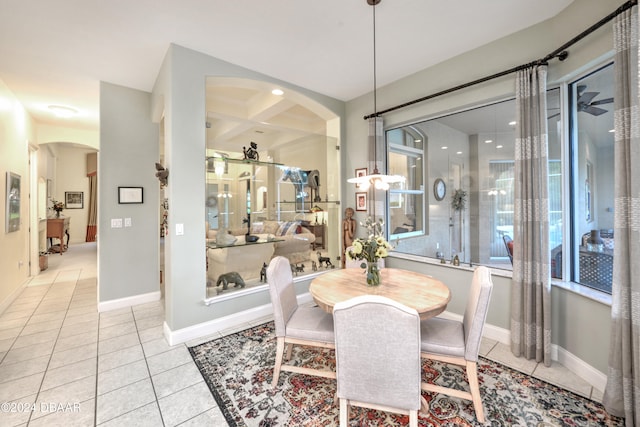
[65,191,84,209]
[355,168,367,189]
[355,192,367,212]
[6,172,21,233]
[118,187,144,204]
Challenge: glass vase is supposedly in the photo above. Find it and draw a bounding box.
[366,261,381,286]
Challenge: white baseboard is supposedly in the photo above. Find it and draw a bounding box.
[423,310,606,390]
[553,344,607,392]
[164,292,315,346]
[0,278,30,316]
[98,291,161,313]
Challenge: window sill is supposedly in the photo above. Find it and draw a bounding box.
[388,252,612,306]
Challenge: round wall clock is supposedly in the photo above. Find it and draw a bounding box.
[433,178,446,201]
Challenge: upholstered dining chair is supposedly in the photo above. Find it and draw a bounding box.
[333,295,423,427]
[419,265,493,423]
[266,256,335,387]
[503,234,514,264]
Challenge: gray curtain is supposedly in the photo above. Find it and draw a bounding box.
[603,6,639,424]
[510,65,552,367]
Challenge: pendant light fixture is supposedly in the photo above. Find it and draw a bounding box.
[348,0,405,191]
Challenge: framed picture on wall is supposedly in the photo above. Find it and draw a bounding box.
[65,191,84,209]
[355,168,367,189]
[118,187,144,204]
[5,172,21,233]
[355,192,367,212]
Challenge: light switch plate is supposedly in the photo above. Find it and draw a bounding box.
[111,218,123,228]
[124,218,132,227]
[176,223,184,235]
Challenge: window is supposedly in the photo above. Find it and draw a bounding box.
[567,63,614,294]
[387,99,518,265]
[385,65,613,296]
[387,128,424,240]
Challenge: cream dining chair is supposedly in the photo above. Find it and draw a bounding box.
[266,256,335,387]
[419,265,493,423]
[333,295,423,427]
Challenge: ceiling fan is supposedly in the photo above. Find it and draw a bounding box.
[547,84,613,120]
[576,84,613,116]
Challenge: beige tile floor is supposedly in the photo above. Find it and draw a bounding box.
[0,242,602,426]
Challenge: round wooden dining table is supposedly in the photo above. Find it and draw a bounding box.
[309,267,451,320]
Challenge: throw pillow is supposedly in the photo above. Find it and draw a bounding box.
[276,221,299,236]
[251,222,264,234]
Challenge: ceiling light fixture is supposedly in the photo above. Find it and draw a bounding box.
[271,89,284,96]
[347,0,404,192]
[48,105,78,118]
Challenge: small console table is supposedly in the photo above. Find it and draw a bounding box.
[47,217,70,255]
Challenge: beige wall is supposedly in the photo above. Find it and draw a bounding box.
[53,144,95,244]
[0,78,36,309]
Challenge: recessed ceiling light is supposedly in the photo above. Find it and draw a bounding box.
[484,139,492,144]
[48,105,78,118]
[608,129,615,133]
[509,121,516,126]
[441,146,448,150]
[496,145,503,149]
[272,89,284,96]
[456,151,463,155]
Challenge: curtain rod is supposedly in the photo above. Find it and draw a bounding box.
[364,0,638,120]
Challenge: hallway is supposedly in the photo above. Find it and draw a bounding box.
[0,243,225,426]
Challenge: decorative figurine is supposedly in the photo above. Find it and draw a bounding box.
[216,272,245,291]
[293,264,305,275]
[260,262,267,282]
[155,162,168,187]
[311,261,318,272]
[317,251,333,268]
[243,141,259,161]
[342,207,356,268]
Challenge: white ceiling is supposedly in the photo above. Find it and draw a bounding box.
[0,0,575,134]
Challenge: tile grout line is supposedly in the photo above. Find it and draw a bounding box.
[26,270,77,426]
[134,307,167,427]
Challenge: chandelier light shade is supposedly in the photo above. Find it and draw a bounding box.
[348,0,404,191]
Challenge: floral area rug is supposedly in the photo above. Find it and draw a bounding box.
[188,322,623,426]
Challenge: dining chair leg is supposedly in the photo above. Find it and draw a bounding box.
[466,361,485,423]
[285,341,294,361]
[409,409,418,427]
[272,337,285,387]
[339,399,348,426]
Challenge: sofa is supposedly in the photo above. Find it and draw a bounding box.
[206,220,316,289]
